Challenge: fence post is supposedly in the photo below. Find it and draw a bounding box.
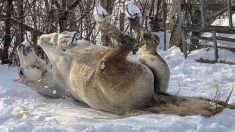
[212,30,219,62]
[228,0,233,28]
[163,1,167,51]
[199,0,206,28]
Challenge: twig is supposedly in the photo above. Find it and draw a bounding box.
[213,84,220,109]
[226,83,234,104]
[174,80,181,96]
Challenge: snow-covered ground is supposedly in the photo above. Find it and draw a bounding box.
[0,46,235,132]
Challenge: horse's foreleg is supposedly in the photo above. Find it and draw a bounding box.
[94,5,136,54]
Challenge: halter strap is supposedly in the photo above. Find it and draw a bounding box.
[71,32,78,43]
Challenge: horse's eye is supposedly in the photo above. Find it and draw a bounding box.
[18,44,23,49]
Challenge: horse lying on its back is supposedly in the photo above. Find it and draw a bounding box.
[19,3,235,116]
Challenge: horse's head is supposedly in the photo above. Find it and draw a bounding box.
[17,33,48,83]
[17,42,48,83]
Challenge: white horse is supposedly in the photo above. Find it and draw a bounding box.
[35,4,235,116]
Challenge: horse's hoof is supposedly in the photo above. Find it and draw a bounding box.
[94,5,109,22]
[58,31,80,48]
[125,1,141,20]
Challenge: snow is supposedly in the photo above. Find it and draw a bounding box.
[0,45,235,131]
[211,14,235,27]
[100,62,105,70]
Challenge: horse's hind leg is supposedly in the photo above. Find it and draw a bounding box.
[125,2,170,95]
[93,6,155,113]
[94,5,148,88]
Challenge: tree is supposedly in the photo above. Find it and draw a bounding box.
[100,0,115,46]
[1,0,13,64]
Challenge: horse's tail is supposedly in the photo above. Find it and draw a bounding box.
[144,94,235,117]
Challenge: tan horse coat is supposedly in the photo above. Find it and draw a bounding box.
[34,5,235,116]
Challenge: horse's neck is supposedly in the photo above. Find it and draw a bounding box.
[41,45,62,63]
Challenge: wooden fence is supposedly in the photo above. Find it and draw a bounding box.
[177,0,235,60]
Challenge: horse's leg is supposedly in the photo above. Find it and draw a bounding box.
[126,3,170,95]
[94,5,137,58]
[93,5,154,113]
[37,33,72,96]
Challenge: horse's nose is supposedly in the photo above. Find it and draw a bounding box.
[19,69,24,76]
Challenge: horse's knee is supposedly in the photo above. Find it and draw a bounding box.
[38,33,58,47]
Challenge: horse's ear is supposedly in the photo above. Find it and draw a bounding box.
[49,33,59,45]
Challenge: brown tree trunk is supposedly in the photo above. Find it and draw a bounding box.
[150,0,162,31]
[9,0,24,65]
[120,13,125,32]
[19,0,24,42]
[58,0,67,32]
[1,0,13,64]
[49,0,59,32]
